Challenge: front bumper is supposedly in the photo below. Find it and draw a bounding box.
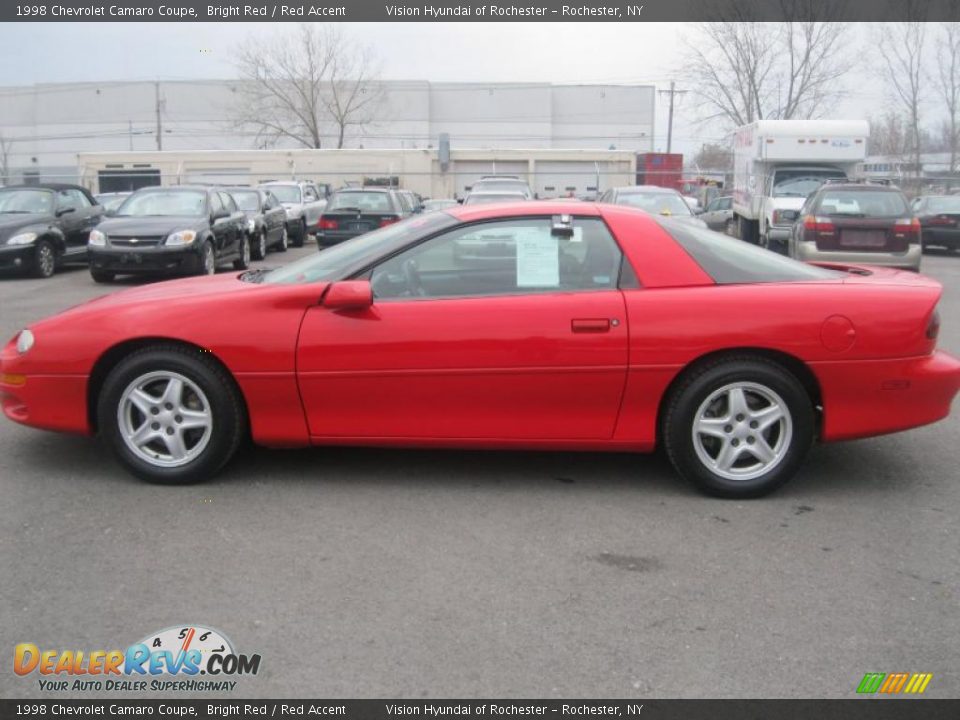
[813,350,960,442]
[88,245,203,275]
[795,240,922,271]
[767,226,792,242]
[0,244,36,271]
[0,342,91,435]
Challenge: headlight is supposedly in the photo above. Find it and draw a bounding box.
[6,232,37,246]
[88,229,107,247]
[247,219,256,233]
[165,230,197,246]
[16,329,34,355]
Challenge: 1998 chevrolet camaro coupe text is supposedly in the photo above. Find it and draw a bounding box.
[2,203,959,497]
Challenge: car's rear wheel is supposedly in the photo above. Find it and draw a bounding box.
[276,227,288,252]
[90,269,115,283]
[32,240,56,279]
[663,357,814,498]
[98,346,246,484]
[291,219,306,247]
[251,230,267,260]
[233,234,251,270]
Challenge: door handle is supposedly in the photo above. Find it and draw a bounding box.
[571,318,611,333]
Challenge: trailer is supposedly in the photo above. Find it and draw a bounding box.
[636,153,683,191]
[732,120,869,248]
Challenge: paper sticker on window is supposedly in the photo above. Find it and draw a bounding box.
[515,228,559,287]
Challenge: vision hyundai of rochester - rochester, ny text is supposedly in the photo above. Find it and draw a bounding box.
[2,202,958,497]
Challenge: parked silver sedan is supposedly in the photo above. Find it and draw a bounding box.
[699,195,735,235]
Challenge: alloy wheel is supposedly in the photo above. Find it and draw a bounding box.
[691,381,793,482]
[116,371,213,468]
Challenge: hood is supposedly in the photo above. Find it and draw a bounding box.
[0,212,52,235]
[98,216,205,236]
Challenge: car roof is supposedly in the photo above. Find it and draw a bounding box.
[336,187,394,193]
[614,185,679,194]
[2,183,89,192]
[133,185,210,193]
[817,183,900,192]
[447,200,601,222]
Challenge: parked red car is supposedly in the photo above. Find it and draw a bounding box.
[2,203,958,497]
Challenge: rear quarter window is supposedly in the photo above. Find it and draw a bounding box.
[658,219,844,284]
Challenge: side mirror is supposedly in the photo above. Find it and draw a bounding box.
[211,209,229,223]
[323,281,373,311]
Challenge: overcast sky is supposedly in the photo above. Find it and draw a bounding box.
[0,22,892,156]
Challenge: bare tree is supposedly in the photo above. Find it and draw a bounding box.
[680,0,850,128]
[233,25,382,149]
[875,4,927,181]
[934,22,960,184]
[868,112,910,158]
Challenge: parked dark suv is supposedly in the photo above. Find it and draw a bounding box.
[87,186,249,282]
[0,184,103,278]
[786,182,921,271]
[223,187,288,259]
[315,188,410,247]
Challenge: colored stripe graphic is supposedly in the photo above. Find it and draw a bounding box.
[858,672,932,694]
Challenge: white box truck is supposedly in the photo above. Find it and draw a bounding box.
[732,119,869,248]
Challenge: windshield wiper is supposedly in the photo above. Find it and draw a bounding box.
[330,207,362,213]
[0,210,33,214]
[827,212,866,217]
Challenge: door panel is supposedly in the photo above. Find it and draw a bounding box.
[296,291,628,440]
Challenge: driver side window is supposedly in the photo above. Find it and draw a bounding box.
[370,217,623,301]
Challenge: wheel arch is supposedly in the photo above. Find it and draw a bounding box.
[656,347,823,444]
[86,337,249,433]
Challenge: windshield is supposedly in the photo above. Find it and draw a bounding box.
[772,169,846,198]
[265,185,301,204]
[97,195,129,212]
[617,192,692,216]
[464,193,528,205]
[921,196,960,214]
[261,213,456,285]
[230,191,261,212]
[116,190,207,217]
[0,189,54,214]
[815,190,908,217]
[327,191,395,213]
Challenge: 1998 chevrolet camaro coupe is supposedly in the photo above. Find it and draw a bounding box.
[2,203,959,497]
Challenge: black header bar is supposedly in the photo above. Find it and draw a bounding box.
[3,0,960,22]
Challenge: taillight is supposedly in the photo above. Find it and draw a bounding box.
[894,217,921,242]
[803,215,835,234]
[319,218,338,230]
[379,217,399,227]
[927,307,941,340]
[925,216,953,226]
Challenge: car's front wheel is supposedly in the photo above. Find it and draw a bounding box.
[663,357,814,498]
[32,240,56,279]
[276,227,288,252]
[97,345,246,484]
[233,234,251,270]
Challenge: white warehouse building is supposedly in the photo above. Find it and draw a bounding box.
[0,79,656,197]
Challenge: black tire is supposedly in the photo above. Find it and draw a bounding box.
[662,356,815,498]
[251,231,267,260]
[90,269,115,283]
[233,234,251,270]
[292,219,306,248]
[276,227,288,252]
[32,239,56,279]
[97,345,246,484]
[199,241,216,276]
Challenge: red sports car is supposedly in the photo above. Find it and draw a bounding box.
[2,202,958,497]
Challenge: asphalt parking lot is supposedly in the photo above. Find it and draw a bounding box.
[1,249,958,699]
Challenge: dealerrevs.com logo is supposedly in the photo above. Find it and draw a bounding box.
[14,625,261,692]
